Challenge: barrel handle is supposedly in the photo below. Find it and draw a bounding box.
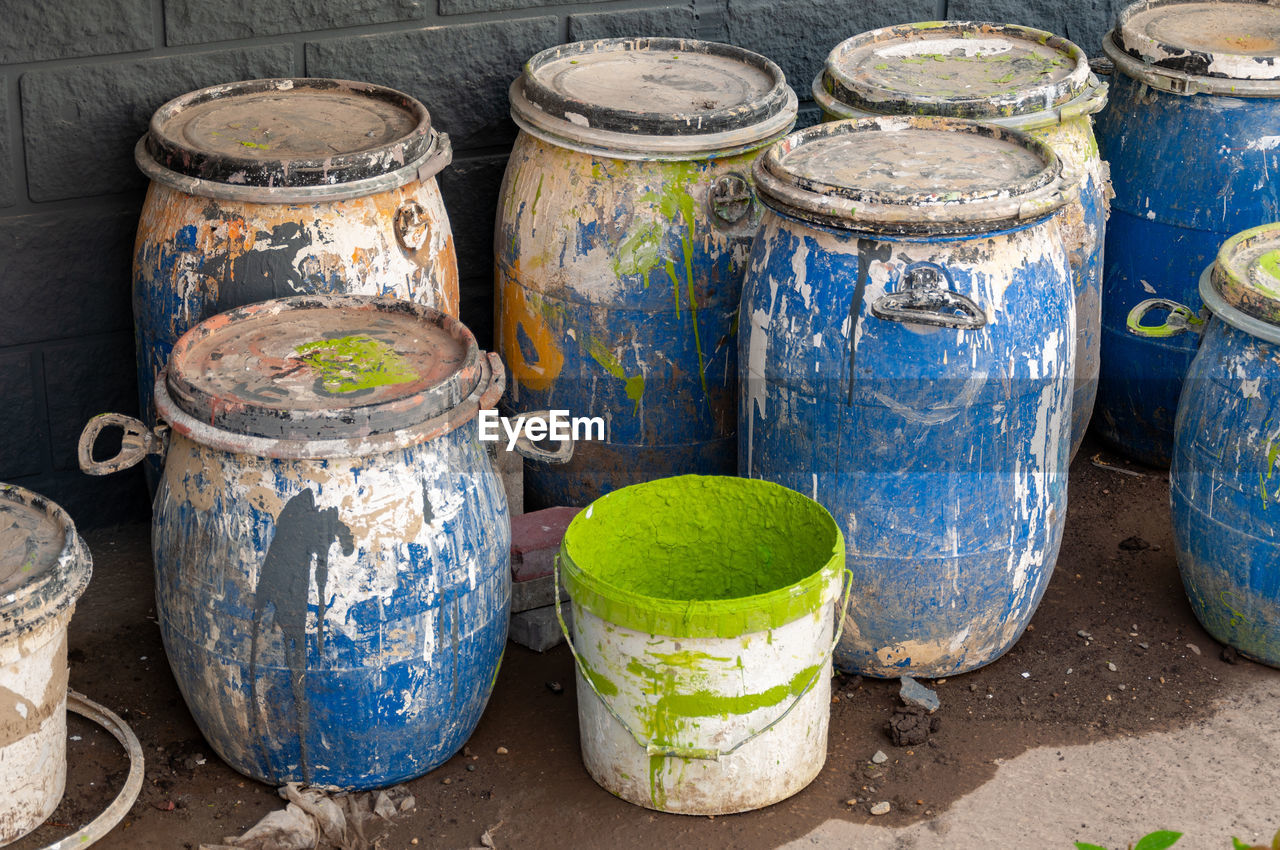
[416,131,452,184]
[394,201,432,253]
[554,561,854,761]
[870,266,987,330]
[77,413,167,476]
[510,409,575,465]
[1126,298,1205,338]
[479,352,507,410]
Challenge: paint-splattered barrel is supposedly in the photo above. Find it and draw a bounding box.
[134,78,459,486]
[1095,0,1280,466]
[741,117,1075,677]
[495,38,797,508]
[1158,223,1280,667]
[79,296,507,788]
[814,22,1108,461]
[0,484,91,842]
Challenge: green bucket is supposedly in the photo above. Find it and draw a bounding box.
[556,475,848,814]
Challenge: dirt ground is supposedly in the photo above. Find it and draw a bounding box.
[10,434,1276,850]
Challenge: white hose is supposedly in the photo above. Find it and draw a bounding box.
[36,690,145,850]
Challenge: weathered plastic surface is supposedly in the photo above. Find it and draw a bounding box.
[814,22,1108,460]
[495,133,774,507]
[740,214,1074,677]
[0,485,92,843]
[1095,57,1280,466]
[134,163,458,488]
[152,421,509,788]
[1171,316,1280,666]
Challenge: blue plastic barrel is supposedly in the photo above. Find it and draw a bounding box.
[814,21,1108,461]
[1095,0,1280,466]
[81,296,510,788]
[1168,223,1280,667]
[742,118,1075,678]
[495,38,797,508]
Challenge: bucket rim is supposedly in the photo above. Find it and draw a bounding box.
[0,483,92,642]
[558,475,845,639]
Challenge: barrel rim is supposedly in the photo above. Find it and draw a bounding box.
[0,484,92,642]
[509,38,800,156]
[753,116,1073,236]
[817,21,1098,123]
[1113,0,1280,84]
[163,295,485,445]
[558,475,845,639]
[141,77,445,190]
[1208,222,1280,334]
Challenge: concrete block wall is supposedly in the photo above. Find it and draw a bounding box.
[0,0,1122,527]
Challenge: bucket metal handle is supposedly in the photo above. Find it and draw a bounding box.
[871,266,987,330]
[1126,298,1205,338]
[77,413,167,476]
[554,561,854,762]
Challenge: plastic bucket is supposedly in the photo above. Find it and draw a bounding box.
[0,484,92,843]
[556,475,846,814]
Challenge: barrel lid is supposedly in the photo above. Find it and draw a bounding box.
[818,22,1098,123]
[1113,0,1280,81]
[1212,222,1280,325]
[754,117,1071,236]
[164,296,482,441]
[509,38,798,156]
[143,78,444,187]
[0,484,91,640]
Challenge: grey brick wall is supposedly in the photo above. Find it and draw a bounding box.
[0,0,1118,527]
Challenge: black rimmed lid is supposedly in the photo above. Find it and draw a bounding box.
[0,484,91,640]
[144,78,438,187]
[820,22,1094,120]
[754,117,1071,236]
[515,37,792,137]
[164,296,482,441]
[1113,0,1280,81]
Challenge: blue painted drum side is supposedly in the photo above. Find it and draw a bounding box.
[1171,316,1280,667]
[1095,71,1280,466]
[740,212,1074,678]
[153,422,510,788]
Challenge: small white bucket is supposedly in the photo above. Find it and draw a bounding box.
[556,475,847,815]
[0,484,92,844]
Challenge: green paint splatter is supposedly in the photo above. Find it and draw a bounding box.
[587,337,645,413]
[295,335,420,394]
[530,174,544,220]
[1259,249,1280,285]
[1261,471,1270,509]
[613,221,664,288]
[238,140,269,150]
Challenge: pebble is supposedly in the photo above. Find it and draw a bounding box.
[412,840,420,846]
[496,747,509,755]
[1107,662,1117,672]
[845,798,858,806]
[466,764,476,772]
[1118,684,1127,691]
[1138,642,1150,650]
[871,802,891,816]
[899,677,940,713]
[546,680,565,694]
[1020,671,1030,678]
[1077,630,1092,639]
[969,683,978,692]
[442,778,452,785]
[871,750,888,764]
[1186,643,1202,656]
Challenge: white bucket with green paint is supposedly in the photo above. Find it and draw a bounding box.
[556,475,847,814]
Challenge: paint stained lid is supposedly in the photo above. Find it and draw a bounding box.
[0,484,91,641]
[510,38,798,157]
[163,296,483,441]
[754,117,1071,236]
[1112,0,1280,81]
[816,23,1105,129]
[1211,222,1280,325]
[139,78,451,193]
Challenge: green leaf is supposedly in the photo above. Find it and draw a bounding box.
[1133,831,1182,850]
[1075,844,1109,850]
